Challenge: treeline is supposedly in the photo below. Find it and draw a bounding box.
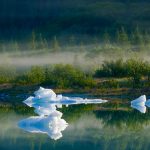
[0,27,150,54]
[1,59,150,89]
[0,0,150,41]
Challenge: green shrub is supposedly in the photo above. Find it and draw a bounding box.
[95,58,150,87]
[0,65,16,83]
[95,59,128,78]
[125,59,149,87]
[26,66,45,84]
[15,74,29,85]
[44,64,96,88]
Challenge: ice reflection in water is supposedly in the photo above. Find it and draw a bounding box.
[131,105,146,113]
[18,87,108,140]
[18,111,68,140]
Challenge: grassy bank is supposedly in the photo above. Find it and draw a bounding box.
[1,59,150,87]
[0,58,150,97]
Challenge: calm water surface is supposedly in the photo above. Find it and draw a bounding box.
[0,93,150,150]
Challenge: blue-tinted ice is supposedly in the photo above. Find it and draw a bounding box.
[23,87,108,108]
[18,87,108,140]
[18,111,68,140]
[131,95,146,113]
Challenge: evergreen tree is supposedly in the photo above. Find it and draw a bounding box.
[43,38,49,50]
[144,31,150,50]
[38,33,48,51]
[13,41,19,52]
[103,31,111,48]
[31,31,37,50]
[39,33,45,49]
[116,27,129,46]
[52,36,60,52]
[132,26,144,50]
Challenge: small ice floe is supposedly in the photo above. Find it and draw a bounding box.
[18,111,68,140]
[23,87,108,108]
[131,95,146,113]
[34,87,57,99]
[145,99,150,107]
[24,96,34,107]
[131,95,146,106]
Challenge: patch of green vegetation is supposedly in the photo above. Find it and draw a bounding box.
[15,64,96,89]
[95,58,150,88]
[0,58,150,90]
[0,64,16,83]
[44,64,96,88]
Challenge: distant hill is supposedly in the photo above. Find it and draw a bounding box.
[0,0,150,40]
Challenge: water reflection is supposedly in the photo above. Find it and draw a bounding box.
[1,100,150,150]
[131,105,146,113]
[18,87,107,140]
[18,111,68,140]
[18,87,150,143]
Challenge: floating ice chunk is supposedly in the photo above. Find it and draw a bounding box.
[24,97,54,106]
[56,98,107,105]
[23,97,107,107]
[34,87,57,100]
[23,89,63,106]
[23,96,34,107]
[23,87,108,108]
[18,111,68,140]
[56,104,62,108]
[57,94,63,100]
[23,87,108,117]
[131,104,146,113]
[131,95,147,113]
[131,95,146,106]
[145,99,150,107]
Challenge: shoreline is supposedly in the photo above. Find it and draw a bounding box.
[0,83,150,97]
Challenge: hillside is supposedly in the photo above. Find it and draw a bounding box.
[0,0,150,40]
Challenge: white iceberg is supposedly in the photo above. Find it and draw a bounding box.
[23,96,35,107]
[145,99,150,107]
[23,87,108,109]
[18,111,68,140]
[131,95,146,106]
[131,95,146,113]
[34,87,57,100]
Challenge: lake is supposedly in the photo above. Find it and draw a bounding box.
[0,92,150,150]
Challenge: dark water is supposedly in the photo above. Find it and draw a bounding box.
[0,94,150,150]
